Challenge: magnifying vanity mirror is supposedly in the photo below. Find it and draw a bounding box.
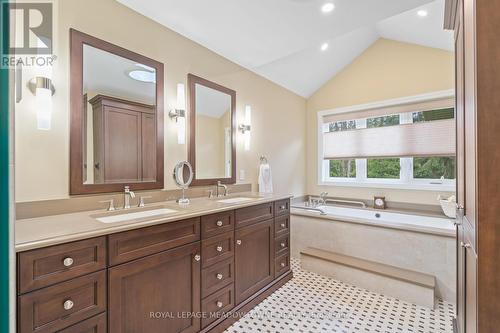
[173,161,194,204]
[70,29,164,194]
[188,74,236,186]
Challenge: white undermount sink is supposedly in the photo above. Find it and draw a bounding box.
[95,208,178,223]
[217,197,257,204]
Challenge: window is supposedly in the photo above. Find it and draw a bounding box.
[329,159,356,178]
[367,158,400,179]
[319,94,456,190]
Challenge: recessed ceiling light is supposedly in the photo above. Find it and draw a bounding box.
[320,43,329,51]
[321,3,335,13]
[417,10,428,17]
[128,70,156,83]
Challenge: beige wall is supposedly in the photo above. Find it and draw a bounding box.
[306,39,455,205]
[14,0,307,202]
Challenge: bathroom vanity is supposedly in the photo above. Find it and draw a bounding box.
[16,196,291,333]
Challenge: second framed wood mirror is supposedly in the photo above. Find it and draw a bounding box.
[187,74,236,186]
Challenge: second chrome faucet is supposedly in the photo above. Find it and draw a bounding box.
[124,186,135,209]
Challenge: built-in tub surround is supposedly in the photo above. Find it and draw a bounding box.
[290,206,456,303]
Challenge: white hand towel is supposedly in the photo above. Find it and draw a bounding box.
[258,163,273,193]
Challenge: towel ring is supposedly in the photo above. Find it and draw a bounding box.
[260,156,268,164]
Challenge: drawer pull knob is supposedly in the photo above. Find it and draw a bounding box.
[280,223,286,228]
[281,262,286,268]
[216,273,223,280]
[63,257,74,267]
[280,205,286,210]
[216,301,223,308]
[216,220,223,227]
[194,254,201,262]
[216,245,223,252]
[63,300,74,310]
[236,240,242,245]
[280,242,286,248]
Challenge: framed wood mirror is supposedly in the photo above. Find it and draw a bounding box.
[70,29,164,194]
[188,74,236,186]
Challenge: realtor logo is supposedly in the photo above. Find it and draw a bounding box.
[2,2,53,55]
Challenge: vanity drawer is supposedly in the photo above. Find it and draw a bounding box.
[201,284,235,328]
[18,270,107,333]
[108,217,200,265]
[202,257,234,298]
[57,313,107,333]
[275,253,291,278]
[274,215,290,238]
[235,202,273,228]
[274,199,290,216]
[201,231,234,268]
[274,234,290,257]
[201,211,235,239]
[18,237,106,294]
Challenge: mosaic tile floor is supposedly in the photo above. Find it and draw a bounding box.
[224,258,455,333]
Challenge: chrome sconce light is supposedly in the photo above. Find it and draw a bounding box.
[169,83,187,144]
[28,76,55,130]
[239,105,252,151]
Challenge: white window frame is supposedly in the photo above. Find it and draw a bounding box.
[317,90,456,191]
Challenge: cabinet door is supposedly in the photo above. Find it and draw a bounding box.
[108,243,201,333]
[464,232,477,333]
[234,219,274,304]
[141,112,156,182]
[103,106,142,183]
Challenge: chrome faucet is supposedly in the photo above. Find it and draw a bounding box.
[215,181,228,197]
[319,192,328,205]
[124,186,135,209]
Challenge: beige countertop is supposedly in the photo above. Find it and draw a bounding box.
[15,192,293,252]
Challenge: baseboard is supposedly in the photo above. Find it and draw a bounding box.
[202,270,293,333]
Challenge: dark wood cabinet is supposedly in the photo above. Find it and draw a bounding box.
[234,219,274,304]
[57,313,107,333]
[17,199,292,333]
[18,271,107,333]
[89,95,156,184]
[448,0,500,331]
[108,242,201,333]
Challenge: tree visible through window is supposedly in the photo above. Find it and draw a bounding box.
[414,157,456,179]
[330,159,356,178]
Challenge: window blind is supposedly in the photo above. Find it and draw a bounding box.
[322,98,454,124]
[322,98,455,160]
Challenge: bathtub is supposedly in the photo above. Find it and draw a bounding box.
[290,204,456,303]
[291,204,455,237]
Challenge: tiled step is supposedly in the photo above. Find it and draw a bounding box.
[300,247,436,308]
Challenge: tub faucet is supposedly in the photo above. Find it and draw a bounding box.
[124,186,135,209]
[319,192,328,205]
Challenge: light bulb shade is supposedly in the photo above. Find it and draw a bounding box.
[244,105,251,125]
[243,105,251,151]
[177,114,186,144]
[36,87,52,130]
[244,131,251,151]
[176,83,186,111]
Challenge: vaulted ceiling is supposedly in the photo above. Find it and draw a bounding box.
[117,0,453,98]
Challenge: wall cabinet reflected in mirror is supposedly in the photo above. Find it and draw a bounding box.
[188,74,236,186]
[70,29,164,194]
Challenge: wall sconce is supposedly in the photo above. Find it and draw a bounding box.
[169,83,186,144]
[239,105,252,151]
[28,76,55,130]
